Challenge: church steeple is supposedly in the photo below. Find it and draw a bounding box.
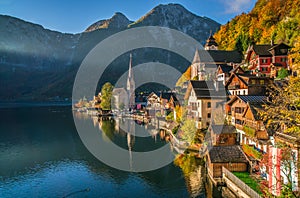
[127,53,135,110]
[204,31,218,50]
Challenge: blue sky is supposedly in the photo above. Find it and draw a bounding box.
[0,0,256,33]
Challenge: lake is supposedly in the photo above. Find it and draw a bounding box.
[0,106,209,198]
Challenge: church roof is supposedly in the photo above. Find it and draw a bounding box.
[193,50,243,64]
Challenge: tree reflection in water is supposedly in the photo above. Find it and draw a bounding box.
[174,154,206,198]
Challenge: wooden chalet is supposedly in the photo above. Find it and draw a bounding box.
[207,145,249,178]
[225,73,271,96]
[226,95,269,152]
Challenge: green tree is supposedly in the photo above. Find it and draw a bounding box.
[100,82,114,110]
[181,119,197,144]
[277,68,289,79]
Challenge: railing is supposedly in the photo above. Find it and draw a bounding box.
[222,167,262,198]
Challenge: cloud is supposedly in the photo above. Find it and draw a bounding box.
[223,0,254,14]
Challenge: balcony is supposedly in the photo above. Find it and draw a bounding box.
[243,125,256,138]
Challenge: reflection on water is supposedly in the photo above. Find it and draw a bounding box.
[0,106,192,198]
[174,154,206,198]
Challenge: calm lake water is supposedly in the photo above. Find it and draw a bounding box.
[0,106,208,198]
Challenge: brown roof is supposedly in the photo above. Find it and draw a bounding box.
[252,44,273,56]
[208,145,248,163]
[210,125,237,134]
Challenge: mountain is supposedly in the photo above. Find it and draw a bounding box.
[129,4,219,42]
[214,0,300,52]
[0,4,220,102]
[85,12,132,32]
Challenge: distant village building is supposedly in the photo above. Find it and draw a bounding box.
[112,88,128,110]
[245,42,291,77]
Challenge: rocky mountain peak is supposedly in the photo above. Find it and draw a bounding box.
[85,12,131,32]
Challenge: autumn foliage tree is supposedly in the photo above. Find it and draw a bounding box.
[214,0,300,52]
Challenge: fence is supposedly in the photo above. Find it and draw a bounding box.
[222,167,262,198]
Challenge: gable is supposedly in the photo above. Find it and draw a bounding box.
[243,106,255,120]
[226,74,248,88]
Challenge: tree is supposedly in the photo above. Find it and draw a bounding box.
[100,82,114,110]
[277,68,289,79]
[260,78,300,135]
[259,43,300,196]
[181,119,197,144]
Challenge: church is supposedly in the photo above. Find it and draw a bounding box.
[190,34,243,80]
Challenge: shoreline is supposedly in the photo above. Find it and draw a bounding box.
[0,102,72,109]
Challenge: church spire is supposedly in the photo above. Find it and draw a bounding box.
[127,53,135,110]
[205,31,219,50]
[128,53,133,79]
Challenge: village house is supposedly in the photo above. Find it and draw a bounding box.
[146,91,180,117]
[184,80,226,129]
[146,92,161,117]
[225,73,271,96]
[216,64,245,85]
[226,95,269,152]
[245,42,291,77]
[112,88,128,111]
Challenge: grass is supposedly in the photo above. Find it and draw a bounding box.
[233,172,262,195]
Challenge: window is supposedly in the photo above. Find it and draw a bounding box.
[207,102,211,108]
[243,90,246,95]
[251,79,256,84]
[281,58,287,62]
[207,113,211,118]
[260,80,265,85]
[280,49,287,54]
[261,67,268,72]
[261,59,267,64]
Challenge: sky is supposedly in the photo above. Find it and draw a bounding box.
[0,0,257,33]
